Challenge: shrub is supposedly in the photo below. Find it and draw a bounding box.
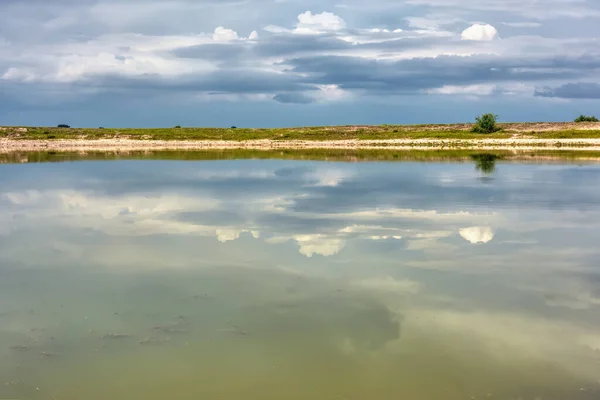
[174,125,182,128]
[472,113,500,134]
[230,126,237,129]
[57,124,70,128]
[574,115,599,123]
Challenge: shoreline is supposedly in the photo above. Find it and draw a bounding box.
[3,138,600,152]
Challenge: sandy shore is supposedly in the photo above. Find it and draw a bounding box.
[3,138,600,152]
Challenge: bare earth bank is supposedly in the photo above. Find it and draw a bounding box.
[3,138,600,152]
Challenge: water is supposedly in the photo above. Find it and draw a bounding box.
[1,158,600,400]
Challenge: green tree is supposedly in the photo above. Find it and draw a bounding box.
[472,113,500,134]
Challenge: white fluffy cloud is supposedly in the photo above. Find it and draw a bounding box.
[460,23,499,41]
[459,226,495,244]
[0,24,260,84]
[264,11,346,35]
[216,229,260,243]
[295,234,346,257]
[212,27,258,42]
[295,11,346,34]
[212,26,239,41]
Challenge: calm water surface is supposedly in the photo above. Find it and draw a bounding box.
[1,159,600,400]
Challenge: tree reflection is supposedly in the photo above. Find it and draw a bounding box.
[471,153,499,175]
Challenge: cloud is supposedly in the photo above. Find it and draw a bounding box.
[534,82,600,99]
[210,27,258,42]
[427,83,496,96]
[460,24,499,41]
[273,92,315,104]
[280,52,600,97]
[543,290,600,310]
[403,0,600,20]
[258,205,495,257]
[294,234,346,257]
[459,226,495,244]
[403,307,600,382]
[405,15,462,30]
[273,84,350,104]
[427,82,533,97]
[215,228,260,242]
[295,11,346,34]
[303,168,353,186]
[0,189,265,242]
[264,11,346,35]
[352,277,421,294]
[212,26,239,41]
[502,22,542,28]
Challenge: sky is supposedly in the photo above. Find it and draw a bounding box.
[1,0,600,127]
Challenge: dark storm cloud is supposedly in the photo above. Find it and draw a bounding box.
[9,41,597,103]
[284,54,600,93]
[172,34,352,61]
[273,93,315,104]
[253,34,351,57]
[76,70,314,94]
[172,43,250,62]
[174,33,446,61]
[535,82,600,99]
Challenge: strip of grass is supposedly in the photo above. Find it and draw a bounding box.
[1,126,511,140]
[523,129,600,139]
[3,124,600,140]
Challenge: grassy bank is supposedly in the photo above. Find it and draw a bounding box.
[3,122,600,141]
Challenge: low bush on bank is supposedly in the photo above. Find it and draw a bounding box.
[574,115,599,122]
[472,114,501,134]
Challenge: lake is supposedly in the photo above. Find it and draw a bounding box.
[1,155,600,400]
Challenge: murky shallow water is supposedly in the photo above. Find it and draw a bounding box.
[1,159,600,399]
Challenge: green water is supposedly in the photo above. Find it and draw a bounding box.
[1,159,599,399]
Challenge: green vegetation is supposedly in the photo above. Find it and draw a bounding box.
[0,125,509,141]
[3,122,600,141]
[472,114,501,134]
[574,115,599,123]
